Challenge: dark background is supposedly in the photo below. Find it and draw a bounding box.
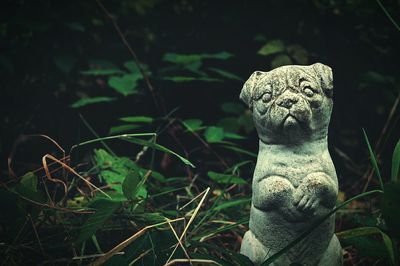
[1,0,399,205]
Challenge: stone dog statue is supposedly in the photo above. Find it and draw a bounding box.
[240,63,342,265]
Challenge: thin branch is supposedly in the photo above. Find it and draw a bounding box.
[95,0,165,113]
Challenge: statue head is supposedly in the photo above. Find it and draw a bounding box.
[240,63,333,144]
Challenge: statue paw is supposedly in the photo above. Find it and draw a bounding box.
[293,187,319,213]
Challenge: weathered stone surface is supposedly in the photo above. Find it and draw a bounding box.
[240,63,342,265]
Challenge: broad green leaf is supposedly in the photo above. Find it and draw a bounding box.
[20,172,38,192]
[94,149,139,192]
[108,74,141,96]
[208,171,247,185]
[123,61,139,73]
[287,44,308,64]
[122,171,140,200]
[109,124,141,135]
[208,67,243,81]
[391,138,400,182]
[204,126,224,143]
[217,117,240,133]
[258,40,285,56]
[71,96,116,108]
[53,54,76,74]
[362,129,384,190]
[75,199,121,243]
[182,119,203,132]
[337,226,396,265]
[80,69,124,75]
[224,132,245,140]
[119,116,153,123]
[15,173,44,203]
[271,54,292,69]
[221,102,245,115]
[163,52,233,64]
[184,61,203,74]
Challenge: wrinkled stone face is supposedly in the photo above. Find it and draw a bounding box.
[240,63,333,144]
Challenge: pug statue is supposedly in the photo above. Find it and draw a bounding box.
[240,63,342,265]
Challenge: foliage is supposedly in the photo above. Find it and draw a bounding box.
[1,0,400,265]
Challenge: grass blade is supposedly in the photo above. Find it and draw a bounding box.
[391,138,400,182]
[362,128,384,190]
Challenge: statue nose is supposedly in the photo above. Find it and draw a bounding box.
[277,96,298,109]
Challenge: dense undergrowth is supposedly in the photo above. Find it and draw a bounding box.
[1,1,400,265]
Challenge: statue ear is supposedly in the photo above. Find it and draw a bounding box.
[312,63,333,98]
[240,71,263,108]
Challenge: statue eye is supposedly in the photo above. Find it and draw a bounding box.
[262,91,272,103]
[303,86,314,97]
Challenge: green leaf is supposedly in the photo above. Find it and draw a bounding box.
[204,51,233,60]
[208,171,247,185]
[93,149,139,192]
[65,22,85,32]
[217,117,240,133]
[108,74,141,96]
[163,51,233,65]
[163,53,203,64]
[204,126,224,143]
[122,171,140,200]
[53,54,76,74]
[182,119,203,132]
[221,102,245,115]
[271,54,293,69]
[109,124,141,135]
[381,182,400,239]
[15,172,44,203]
[224,132,245,140]
[391,139,400,182]
[75,199,121,244]
[258,40,285,56]
[123,61,139,73]
[208,67,243,81]
[20,172,38,192]
[287,44,308,65]
[337,226,396,265]
[70,96,116,108]
[163,76,221,82]
[118,116,153,123]
[362,129,384,190]
[80,69,124,75]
